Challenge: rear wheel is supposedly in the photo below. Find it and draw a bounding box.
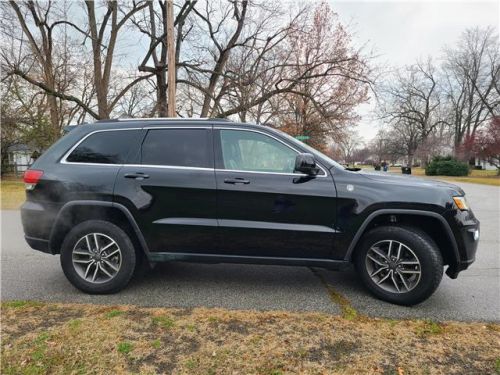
[354,226,443,306]
[60,220,136,294]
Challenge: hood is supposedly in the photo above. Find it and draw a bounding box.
[356,171,465,195]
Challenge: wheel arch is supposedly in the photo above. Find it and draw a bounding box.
[49,201,150,257]
[344,209,460,268]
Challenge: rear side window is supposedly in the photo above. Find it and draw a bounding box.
[66,130,139,164]
[141,128,211,168]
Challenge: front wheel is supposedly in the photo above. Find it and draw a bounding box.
[354,226,443,306]
[60,220,136,294]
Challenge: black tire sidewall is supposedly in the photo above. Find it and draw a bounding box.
[60,220,136,294]
[355,226,443,306]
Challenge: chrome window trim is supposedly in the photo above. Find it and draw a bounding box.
[215,168,308,177]
[60,126,329,179]
[116,117,215,122]
[126,164,213,172]
[215,127,328,177]
[143,126,211,130]
[60,128,142,165]
[60,127,211,166]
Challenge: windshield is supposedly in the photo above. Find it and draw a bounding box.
[271,128,346,170]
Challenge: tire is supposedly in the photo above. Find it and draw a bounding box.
[60,220,136,294]
[354,225,443,306]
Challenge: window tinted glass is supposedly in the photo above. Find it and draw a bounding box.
[141,129,211,168]
[66,130,138,164]
[220,130,297,173]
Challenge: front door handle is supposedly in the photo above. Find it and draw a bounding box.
[224,177,250,184]
[124,172,150,180]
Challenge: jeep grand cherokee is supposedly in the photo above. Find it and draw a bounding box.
[21,118,480,305]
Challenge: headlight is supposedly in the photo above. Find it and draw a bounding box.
[453,196,469,211]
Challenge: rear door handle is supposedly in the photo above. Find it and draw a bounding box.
[224,177,250,184]
[124,172,150,180]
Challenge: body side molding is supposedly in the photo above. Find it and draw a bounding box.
[218,219,337,233]
[148,252,350,269]
[153,218,218,226]
[153,218,337,233]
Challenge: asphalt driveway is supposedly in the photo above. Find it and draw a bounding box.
[1,181,498,322]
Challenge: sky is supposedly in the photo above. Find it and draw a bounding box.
[329,0,500,142]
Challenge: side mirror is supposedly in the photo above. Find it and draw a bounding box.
[294,153,320,176]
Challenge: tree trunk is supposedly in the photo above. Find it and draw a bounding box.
[407,154,414,168]
[156,71,168,117]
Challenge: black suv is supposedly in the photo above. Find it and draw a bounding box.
[21,118,480,305]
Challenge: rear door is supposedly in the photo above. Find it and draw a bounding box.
[114,125,217,254]
[214,127,338,259]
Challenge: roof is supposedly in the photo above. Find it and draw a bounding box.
[95,117,233,124]
[82,117,267,131]
[7,144,32,152]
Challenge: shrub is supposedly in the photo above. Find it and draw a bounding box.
[425,156,469,176]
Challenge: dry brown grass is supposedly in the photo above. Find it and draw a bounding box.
[2,301,499,375]
[1,178,25,209]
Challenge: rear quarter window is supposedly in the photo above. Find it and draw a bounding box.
[66,130,140,164]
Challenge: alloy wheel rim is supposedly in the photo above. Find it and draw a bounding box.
[365,240,421,293]
[72,233,122,284]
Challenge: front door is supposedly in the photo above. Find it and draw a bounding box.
[114,126,217,254]
[214,128,338,259]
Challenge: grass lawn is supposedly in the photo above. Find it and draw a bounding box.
[1,301,499,374]
[1,178,25,210]
[355,165,500,186]
[400,167,500,186]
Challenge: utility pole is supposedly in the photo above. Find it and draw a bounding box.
[166,0,176,117]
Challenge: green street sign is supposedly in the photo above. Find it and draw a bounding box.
[295,135,310,141]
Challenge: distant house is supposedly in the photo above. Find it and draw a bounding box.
[474,157,498,171]
[6,144,34,173]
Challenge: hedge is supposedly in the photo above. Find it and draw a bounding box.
[425,156,469,176]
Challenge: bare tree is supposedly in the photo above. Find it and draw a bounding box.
[84,0,151,118]
[3,0,153,126]
[387,119,421,167]
[369,130,392,165]
[379,58,444,165]
[442,27,499,154]
[190,0,249,117]
[267,2,371,149]
[133,0,196,116]
[338,131,362,165]
[2,0,97,139]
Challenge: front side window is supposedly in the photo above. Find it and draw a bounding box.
[220,130,297,173]
[66,130,139,164]
[141,128,211,168]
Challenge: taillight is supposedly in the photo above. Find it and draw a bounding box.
[23,169,44,190]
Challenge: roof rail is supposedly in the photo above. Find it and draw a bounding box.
[95,117,232,123]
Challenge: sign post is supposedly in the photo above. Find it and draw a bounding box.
[295,135,310,141]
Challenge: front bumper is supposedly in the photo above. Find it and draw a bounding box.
[445,218,480,279]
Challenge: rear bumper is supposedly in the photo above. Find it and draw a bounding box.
[25,236,53,254]
[21,200,59,254]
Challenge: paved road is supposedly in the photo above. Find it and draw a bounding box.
[1,181,498,321]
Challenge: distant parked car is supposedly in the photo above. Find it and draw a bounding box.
[21,118,479,305]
